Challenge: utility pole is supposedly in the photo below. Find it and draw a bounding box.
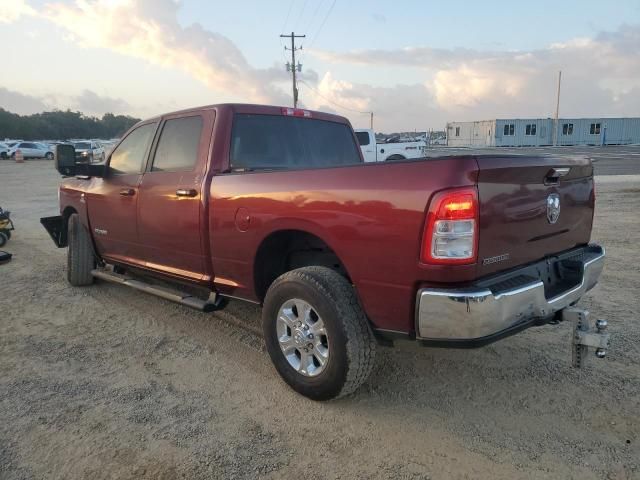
[553,70,562,146]
[370,112,374,130]
[280,32,305,107]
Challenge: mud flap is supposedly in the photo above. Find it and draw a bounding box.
[563,307,610,368]
[40,216,67,248]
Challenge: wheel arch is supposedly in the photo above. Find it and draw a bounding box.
[253,228,353,303]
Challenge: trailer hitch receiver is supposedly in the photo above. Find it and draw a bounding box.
[563,307,610,368]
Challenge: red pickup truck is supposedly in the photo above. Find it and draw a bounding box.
[41,104,607,400]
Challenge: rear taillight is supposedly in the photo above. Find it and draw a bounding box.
[421,187,478,264]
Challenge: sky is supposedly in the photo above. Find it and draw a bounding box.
[1,0,639,131]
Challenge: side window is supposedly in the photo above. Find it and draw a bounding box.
[563,123,574,135]
[151,116,203,172]
[503,124,515,136]
[455,126,460,137]
[109,123,157,175]
[590,123,601,135]
[355,131,370,146]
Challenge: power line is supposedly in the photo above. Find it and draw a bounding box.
[299,79,371,115]
[279,0,296,62]
[309,0,337,48]
[300,80,374,128]
[293,0,309,30]
[305,0,325,34]
[281,0,295,31]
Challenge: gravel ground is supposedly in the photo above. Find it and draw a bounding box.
[0,159,638,479]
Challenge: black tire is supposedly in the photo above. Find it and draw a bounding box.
[67,213,95,286]
[386,154,406,161]
[262,266,376,400]
[1,229,10,240]
[45,152,54,160]
[0,232,7,247]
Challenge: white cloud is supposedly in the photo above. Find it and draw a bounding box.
[0,0,35,23]
[42,0,290,104]
[0,87,48,114]
[309,24,640,129]
[4,0,640,131]
[74,89,131,115]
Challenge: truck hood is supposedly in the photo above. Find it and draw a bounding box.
[475,155,594,277]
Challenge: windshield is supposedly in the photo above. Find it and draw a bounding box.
[74,142,91,149]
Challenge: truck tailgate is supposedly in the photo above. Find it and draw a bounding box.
[476,155,594,277]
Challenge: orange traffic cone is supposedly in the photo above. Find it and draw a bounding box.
[14,149,24,163]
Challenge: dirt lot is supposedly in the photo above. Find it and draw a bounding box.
[0,159,638,479]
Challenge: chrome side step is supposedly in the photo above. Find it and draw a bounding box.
[91,268,225,312]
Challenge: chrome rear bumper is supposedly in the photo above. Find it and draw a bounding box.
[416,244,605,341]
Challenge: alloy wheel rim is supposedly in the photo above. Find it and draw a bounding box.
[276,298,329,377]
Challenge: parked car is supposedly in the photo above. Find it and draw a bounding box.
[0,142,9,159]
[9,142,54,159]
[41,104,607,400]
[355,128,426,162]
[73,141,106,163]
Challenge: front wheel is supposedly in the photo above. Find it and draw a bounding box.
[67,213,95,286]
[262,266,376,400]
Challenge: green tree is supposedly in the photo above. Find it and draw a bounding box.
[0,108,140,141]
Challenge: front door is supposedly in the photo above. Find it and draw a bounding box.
[87,122,158,264]
[137,111,215,282]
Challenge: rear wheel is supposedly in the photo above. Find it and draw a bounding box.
[0,232,7,247]
[67,213,95,286]
[262,266,376,400]
[45,152,54,160]
[386,154,406,161]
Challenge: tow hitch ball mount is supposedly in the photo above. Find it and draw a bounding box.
[562,307,610,368]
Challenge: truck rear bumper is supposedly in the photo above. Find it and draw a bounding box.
[416,244,605,344]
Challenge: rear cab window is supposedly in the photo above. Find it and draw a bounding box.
[230,114,362,171]
[355,131,370,146]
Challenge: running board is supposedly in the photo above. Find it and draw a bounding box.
[91,268,226,312]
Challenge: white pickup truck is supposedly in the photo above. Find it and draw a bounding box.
[354,128,426,162]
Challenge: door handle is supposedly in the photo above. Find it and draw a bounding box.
[119,188,135,196]
[176,189,197,197]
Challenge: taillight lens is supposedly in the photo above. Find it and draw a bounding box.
[281,107,312,117]
[421,187,478,264]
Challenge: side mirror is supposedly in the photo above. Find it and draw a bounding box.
[55,144,76,176]
[55,144,106,178]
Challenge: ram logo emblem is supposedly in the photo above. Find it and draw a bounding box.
[546,194,561,224]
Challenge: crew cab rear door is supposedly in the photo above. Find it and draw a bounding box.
[476,155,594,277]
[136,110,215,282]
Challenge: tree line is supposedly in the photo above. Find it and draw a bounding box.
[0,108,141,141]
